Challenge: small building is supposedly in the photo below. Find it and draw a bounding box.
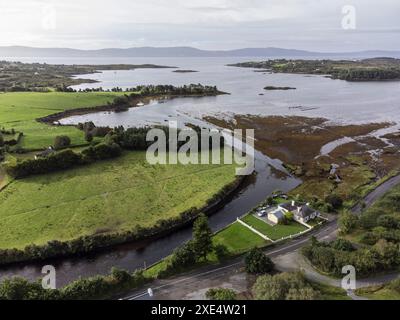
[268,209,285,225]
[295,205,319,223]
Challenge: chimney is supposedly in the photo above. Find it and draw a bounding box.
[292,200,295,207]
[306,202,310,206]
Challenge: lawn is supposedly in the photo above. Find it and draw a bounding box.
[213,222,269,254]
[0,150,238,249]
[0,92,126,150]
[241,214,307,241]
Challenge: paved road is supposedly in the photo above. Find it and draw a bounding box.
[352,174,400,213]
[121,174,400,300]
[121,220,338,300]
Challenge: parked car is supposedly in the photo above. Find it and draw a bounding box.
[257,210,267,217]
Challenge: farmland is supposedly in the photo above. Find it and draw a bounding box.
[0,150,238,249]
[0,91,126,150]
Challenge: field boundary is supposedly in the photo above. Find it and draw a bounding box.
[236,217,274,242]
[237,215,317,244]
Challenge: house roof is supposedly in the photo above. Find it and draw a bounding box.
[279,202,297,212]
[280,201,319,218]
[270,209,285,219]
[297,205,317,218]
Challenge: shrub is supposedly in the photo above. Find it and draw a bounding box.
[252,272,319,300]
[377,215,399,229]
[388,278,400,293]
[6,149,82,178]
[338,211,358,234]
[245,247,274,274]
[110,267,132,284]
[301,238,400,277]
[206,288,237,300]
[170,241,197,268]
[54,135,71,150]
[214,244,229,261]
[325,194,343,211]
[84,131,93,142]
[330,239,355,252]
[81,143,121,161]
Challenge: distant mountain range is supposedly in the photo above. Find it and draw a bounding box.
[0,46,400,59]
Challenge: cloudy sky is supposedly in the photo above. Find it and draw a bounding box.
[0,0,399,51]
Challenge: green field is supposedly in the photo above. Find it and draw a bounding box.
[0,151,238,249]
[213,222,268,254]
[241,214,307,241]
[356,285,400,300]
[0,92,125,150]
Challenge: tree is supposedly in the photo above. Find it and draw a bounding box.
[206,288,237,300]
[325,194,343,211]
[245,247,274,274]
[252,272,309,300]
[192,214,213,260]
[338,211,358,234]
[285,287,320,300]
[110,267,131,283]
[266,197,274,206]
[54,135,71,150]
[214,244,229,261]
[170,241,197,268]
[84,131,93,143]
[377,215,398,229]
[330,238,355,251]
[373,239,399,269]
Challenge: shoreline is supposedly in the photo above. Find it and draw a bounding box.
[36,91,229,125]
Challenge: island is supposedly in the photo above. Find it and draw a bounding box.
[228,57,400,81]
[264,86,296,90]
[173,69,199,73]
[0,60,175,92]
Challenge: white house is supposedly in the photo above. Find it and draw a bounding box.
[278,201,319,224]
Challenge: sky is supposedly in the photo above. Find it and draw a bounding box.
[0,0,399,51]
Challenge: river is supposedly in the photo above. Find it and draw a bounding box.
[1,56,399,286]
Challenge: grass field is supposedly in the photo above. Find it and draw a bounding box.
[241,214,307,241]
[0,92,125,150]
[310,282,351,300]
[356,285,400,300]
[213,222,269,254]
[0,150,238,249]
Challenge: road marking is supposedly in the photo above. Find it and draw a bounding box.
[125,261,243,300]
[123,223,337,300]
